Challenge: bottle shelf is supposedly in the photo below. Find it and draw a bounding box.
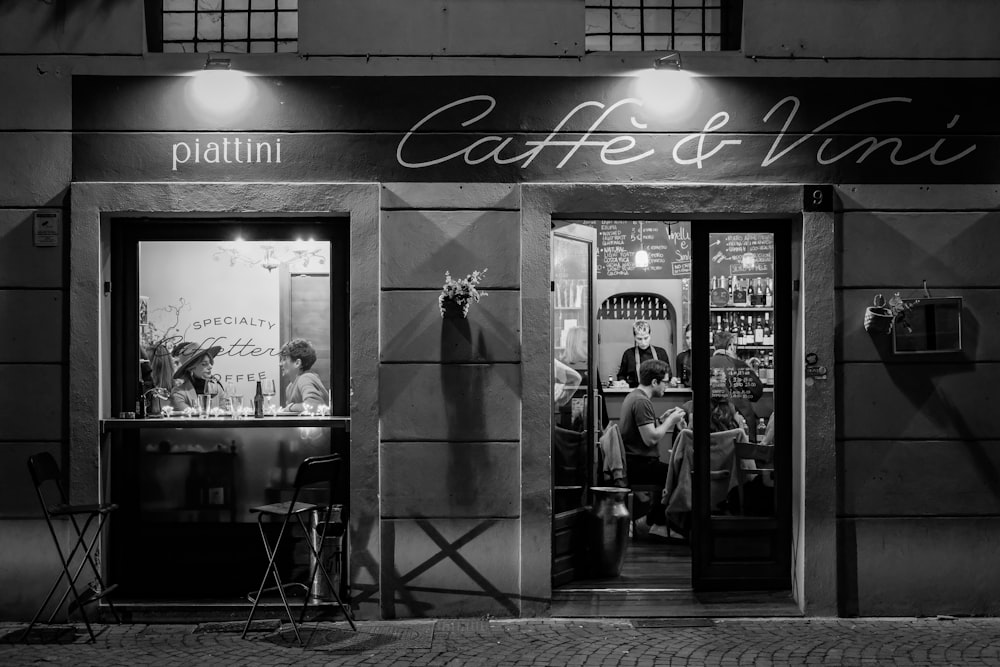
[738,345,773,350]
[710,307,772,312]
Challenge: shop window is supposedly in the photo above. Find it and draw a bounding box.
[146,0,298,54]
[585,0,742,52]
[113,221,349,418]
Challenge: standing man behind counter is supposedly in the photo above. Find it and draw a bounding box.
[617,320,671,388]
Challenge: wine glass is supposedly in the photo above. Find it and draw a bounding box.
[262,379,277,415]
[227,381,243,418]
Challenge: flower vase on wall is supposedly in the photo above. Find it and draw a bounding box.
[439,296,470,319]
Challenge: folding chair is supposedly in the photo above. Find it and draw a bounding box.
[23,452,120,643]
[242,454,356,644]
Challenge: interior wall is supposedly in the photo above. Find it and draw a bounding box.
[837,185,1000,616]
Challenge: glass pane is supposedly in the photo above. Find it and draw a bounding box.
[138,239,332,417]
[586,8,611,33]
[705,231,775,519]
[552,231,593,512]
[196,12,222,40]
[611,8,641,33]
[586,35,611,51]
[644,9,674,33]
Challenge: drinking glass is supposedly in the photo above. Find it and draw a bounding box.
[262,379,277,415]
[198,393,212,418]
[227,382,242,419]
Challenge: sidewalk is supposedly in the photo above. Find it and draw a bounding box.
[3,616,1000,666]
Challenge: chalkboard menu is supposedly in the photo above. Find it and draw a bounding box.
[577,220,690,279]
[710,232,773,280]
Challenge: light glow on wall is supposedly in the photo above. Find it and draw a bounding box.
[631,68,700,118]
[186,69,255,117]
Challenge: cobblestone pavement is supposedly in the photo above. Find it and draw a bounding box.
[2,617,1000,666]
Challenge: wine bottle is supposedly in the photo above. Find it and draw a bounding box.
[747,278,756,306]
[754,315,764,344]
[254,380,264,418]
[765,278,773,307]
[136,380,146,419]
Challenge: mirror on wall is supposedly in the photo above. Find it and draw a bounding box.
[892,297,963,354]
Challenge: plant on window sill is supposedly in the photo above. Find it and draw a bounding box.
[438,268,488,318]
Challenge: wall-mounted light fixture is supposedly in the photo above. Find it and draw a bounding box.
[204,54,232,71]
[653,51,682,70]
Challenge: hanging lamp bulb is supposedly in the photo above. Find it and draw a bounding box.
[634,221,649,268]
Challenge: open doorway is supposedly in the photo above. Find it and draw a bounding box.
[550,218,798,617]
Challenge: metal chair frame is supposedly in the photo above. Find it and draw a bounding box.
[242,453,356,644]
[23,452,120,643]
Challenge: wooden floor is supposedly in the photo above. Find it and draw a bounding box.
[551,538,801,618]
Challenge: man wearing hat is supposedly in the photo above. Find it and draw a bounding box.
[169,344,227,412]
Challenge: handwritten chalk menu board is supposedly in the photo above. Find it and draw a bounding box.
[710,366,762,400]
[574,220,691,279]
[710,232,773,279]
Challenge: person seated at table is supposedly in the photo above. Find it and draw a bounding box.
[710,330,763,433]
[170,344,227,412]
[279,338,329,413]
[621,359,687,540]
[617,320,671,388]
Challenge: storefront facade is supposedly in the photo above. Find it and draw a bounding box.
[3,1,1000,622]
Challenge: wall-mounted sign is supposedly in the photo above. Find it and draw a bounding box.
[73,77,997,184]
[33,211,61,247]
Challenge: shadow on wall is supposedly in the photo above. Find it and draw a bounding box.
[840,307,997,616]
[441,314,490,509]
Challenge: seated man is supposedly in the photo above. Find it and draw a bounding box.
[620,358,687,540]
[279,338,329,413]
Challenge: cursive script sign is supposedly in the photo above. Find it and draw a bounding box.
[395,93,976,174]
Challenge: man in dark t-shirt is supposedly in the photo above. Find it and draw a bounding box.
[620,359,687,539]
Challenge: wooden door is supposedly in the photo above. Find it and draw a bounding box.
[551,224,598,586]
[690,221,792,591]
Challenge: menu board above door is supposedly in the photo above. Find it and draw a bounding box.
[574,220,690,279]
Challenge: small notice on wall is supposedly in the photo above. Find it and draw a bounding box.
[33,211,61,247]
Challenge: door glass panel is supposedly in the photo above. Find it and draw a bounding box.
[704,231,776,520]
[552,231,594,513]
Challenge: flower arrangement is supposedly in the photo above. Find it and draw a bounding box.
[887,292,919,333]
[438,268,488,318]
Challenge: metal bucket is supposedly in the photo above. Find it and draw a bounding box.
[309,505,344,602]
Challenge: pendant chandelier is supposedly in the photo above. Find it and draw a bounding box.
[213,240,326,272]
